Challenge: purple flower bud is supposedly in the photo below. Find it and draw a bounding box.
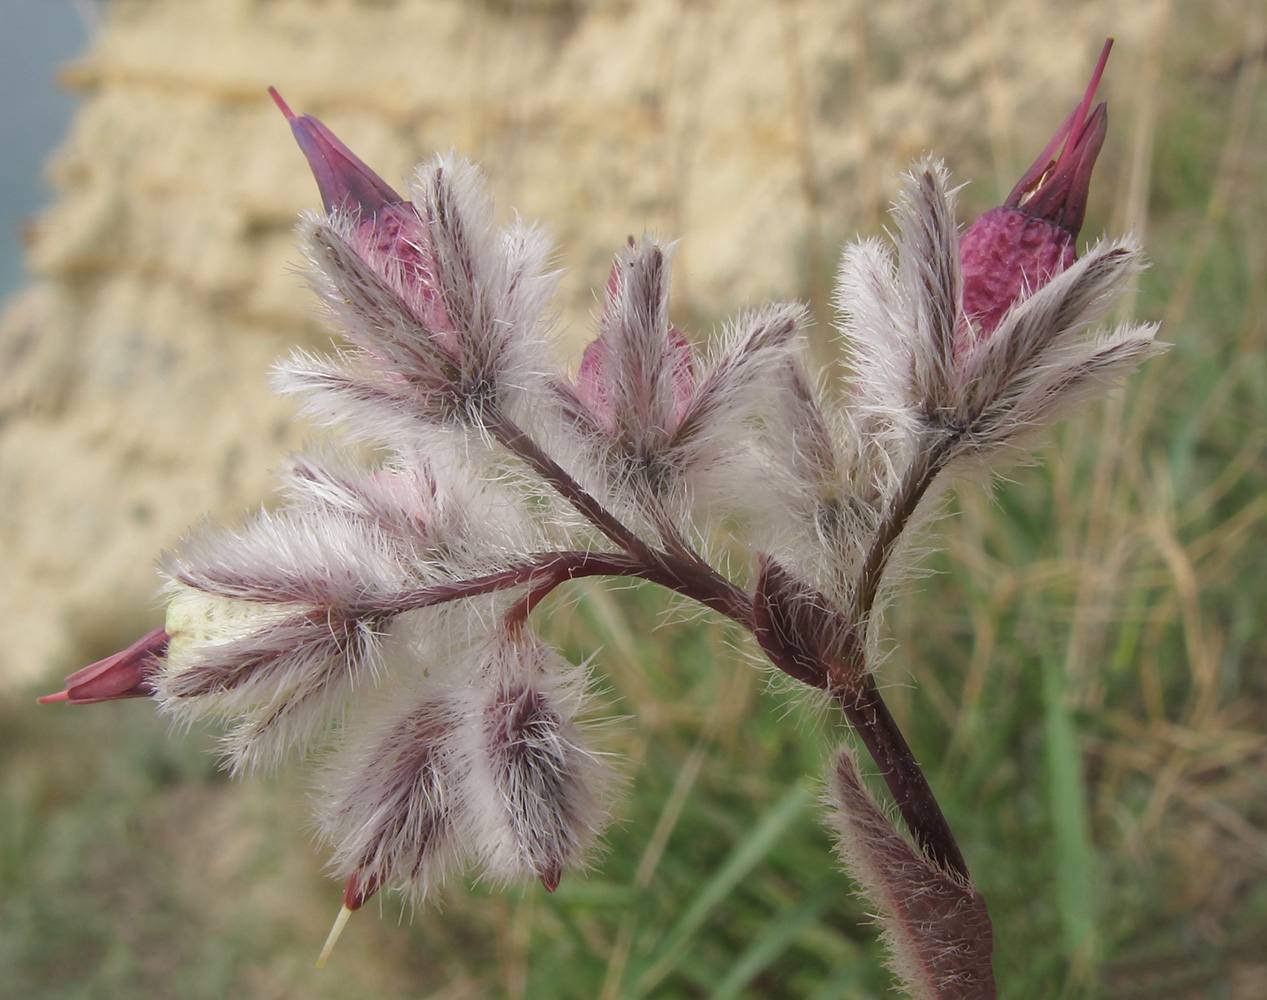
[272,89,459,357]
[959,40,1112,343]
[269,87,404,217]
[39,627,168,705]
[320,694,460,909]
[828,745,995,999]
[576,326,694,437]
[574,239,695,439]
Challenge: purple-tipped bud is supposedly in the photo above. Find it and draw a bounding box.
[39,627,168,705]
[959,39,1112,342]
[269,87,404,217]
[828,746,995,998]
[271,88,459,363]
[576,325,694,437]
[320,696,459,909]
[574,238,695,438]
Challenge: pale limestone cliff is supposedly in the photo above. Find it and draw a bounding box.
[1,0,1161,686]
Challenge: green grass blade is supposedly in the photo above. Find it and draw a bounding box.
[1041,654,1095,959]
[633,781,814,996]
[803,957,870,1000]
[707,880,836,1000]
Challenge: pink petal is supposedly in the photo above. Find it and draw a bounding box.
[576,333,618,434]
[959,206,1076,341]
[39,627,167,705]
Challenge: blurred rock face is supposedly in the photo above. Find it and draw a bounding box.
[1,0,1148,685]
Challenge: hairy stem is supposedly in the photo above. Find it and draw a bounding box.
[484,411,751,623]
[399,420,967,880]
[487,411,655,559]
[836,675,969,880]
[383,545,752,634]
[843,430,972,879]
[380,551,644,616]
[854,432,955,623]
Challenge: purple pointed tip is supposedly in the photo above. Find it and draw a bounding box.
[341,871,380,912]
[268,86,296,121]
[1045,37,1111,191]
[270,89,404,217]
[40,627,168,705]
[1004,38,1113,239]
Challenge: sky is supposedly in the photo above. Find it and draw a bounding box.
[0,0,98,305]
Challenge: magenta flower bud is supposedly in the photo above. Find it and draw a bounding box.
[576,323,694,437]
[828,745,994,999]
[457,636,610,893]
[575,239,695,439]
[959,39,1112,342]
[319,694,460,917]
[39,627,168,705]
[271,88,462,375]
[268,87,404,217]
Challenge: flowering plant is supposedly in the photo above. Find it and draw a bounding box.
[43,39,1162,998]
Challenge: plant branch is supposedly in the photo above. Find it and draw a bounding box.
[841,429,972,880]
[380,544,753,635]
[854,432,956,623]
[379,550,644,616]
[395,420,968,882]
[487,411,655,559]
[836,675,969,880]
[484,411,752,624]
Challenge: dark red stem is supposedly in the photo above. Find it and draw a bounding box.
[487,412,654,559]
[413,414,967,881]
[837,675,969,880]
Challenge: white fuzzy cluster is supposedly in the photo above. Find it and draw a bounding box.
[283,154,560,442]
[156,444,542,775]
[557,236,808,539]
[318,630,611,906]
[154,154,620,899]
[950,235,1160,454]
[762,159,1160,619]
[151,136,1159,913]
